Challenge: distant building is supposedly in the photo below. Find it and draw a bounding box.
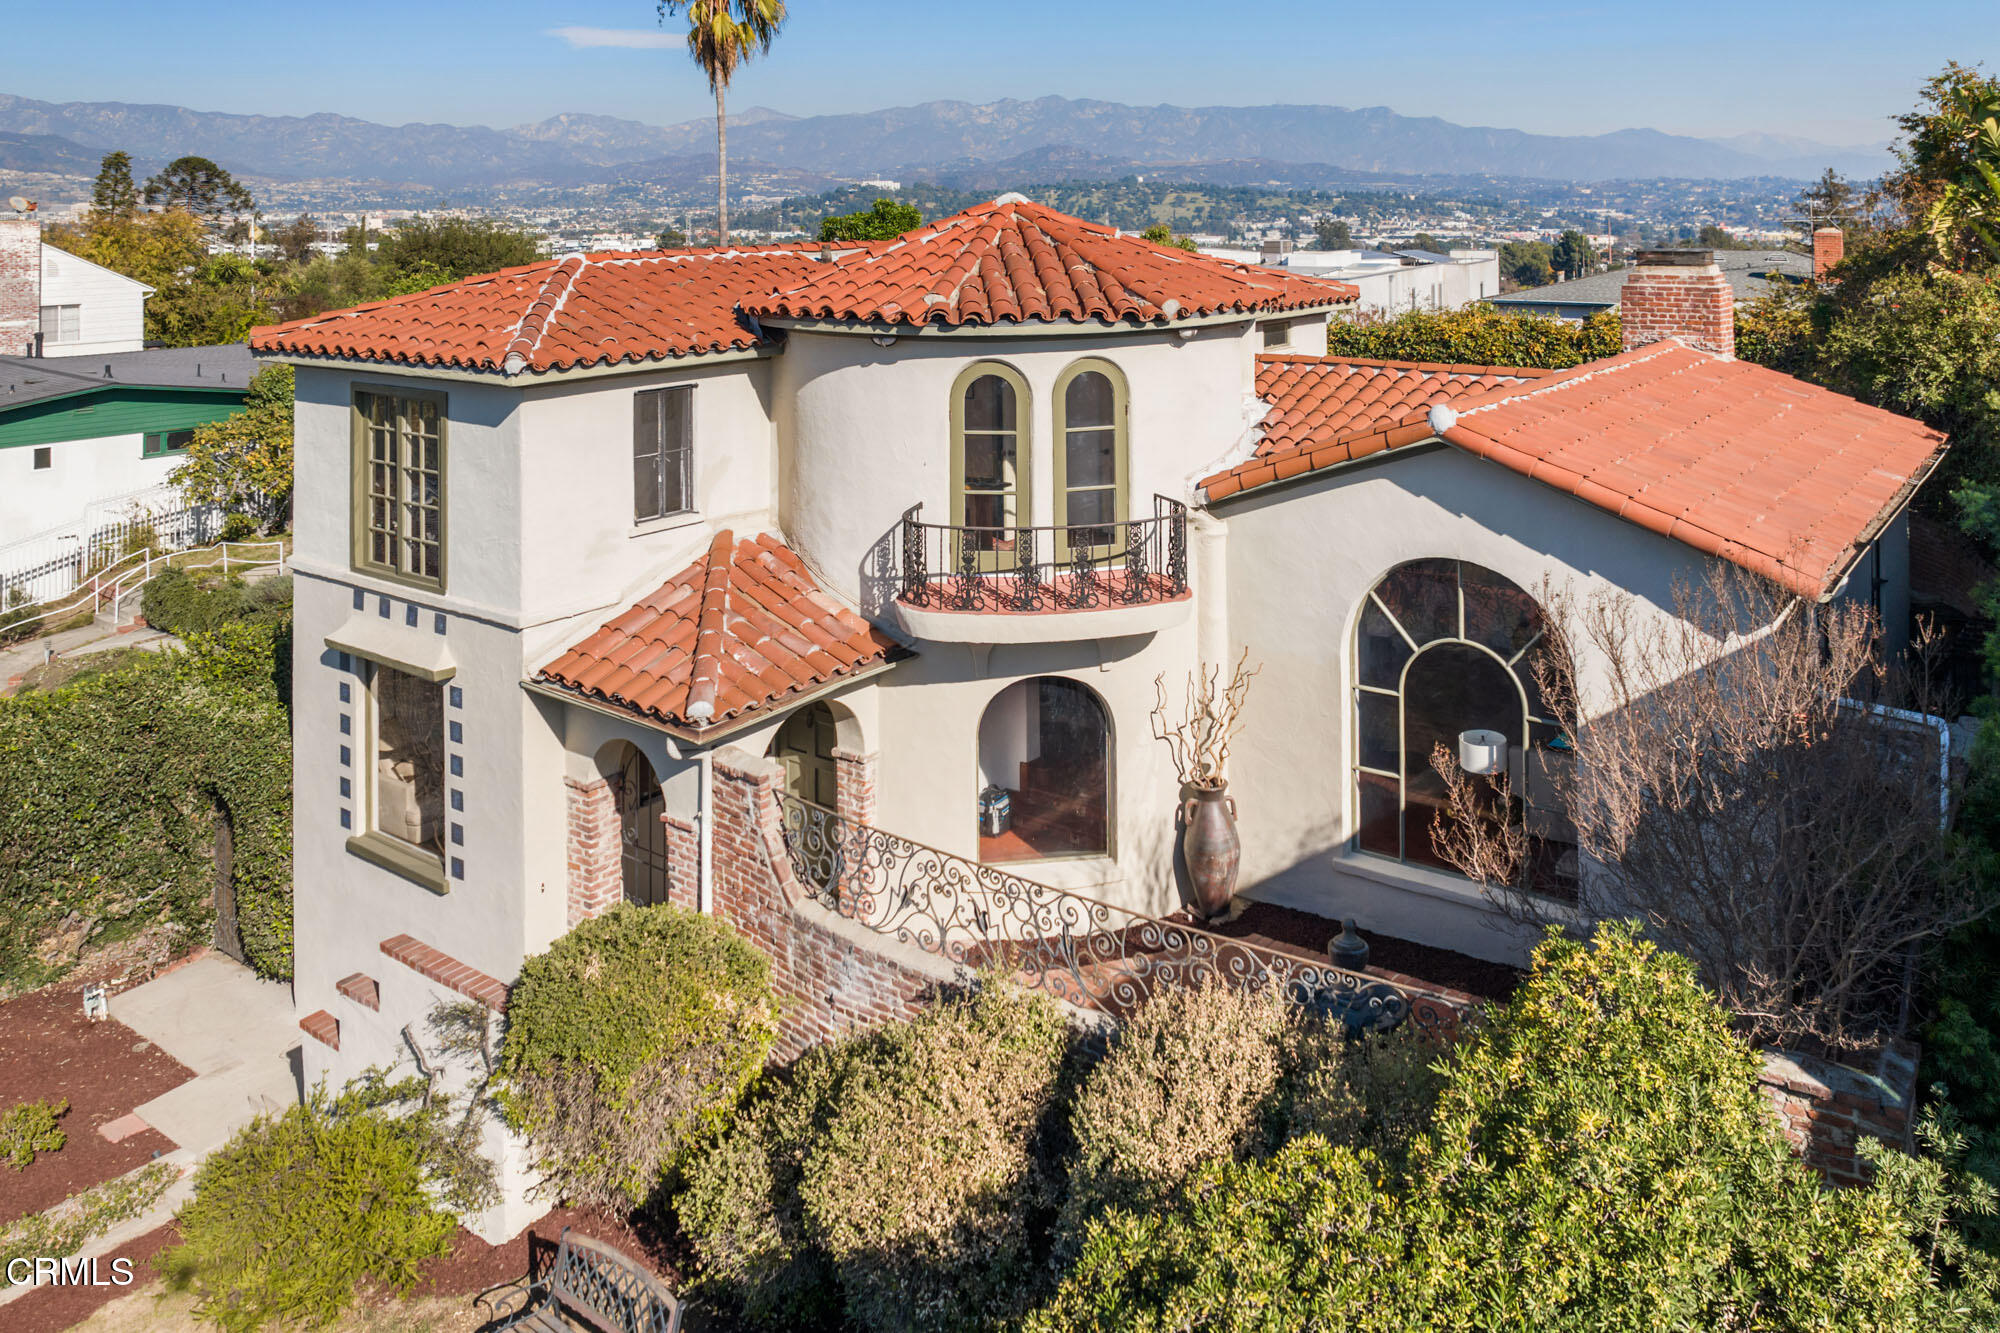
[1200,244,1502,318]
[0,213,151,358]
[1486,247,1811,322]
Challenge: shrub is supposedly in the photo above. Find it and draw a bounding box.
[0,1160,178,1290]
[799,979,1075,1333]
[1,1098,67,1169]
[1326,304,1624,369]
[497,903,779,1209]
[678,1040,853,1329]
[140,565,245,636]
[1031,924,2000,1331]
[1270,1019,1445,1171]
[1059,980,1287,1241]
[219,512,262,543]
[161,1076,477,1332]
[0,636,291,988]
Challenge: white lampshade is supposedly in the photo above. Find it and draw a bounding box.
[1458,729,1508,776]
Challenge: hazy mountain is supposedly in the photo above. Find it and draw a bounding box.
[0,91,1891,189]
[1703,131,1890,179]
[0,129,106,176]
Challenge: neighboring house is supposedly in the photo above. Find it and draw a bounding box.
[0,213,151,358]
[252,202,1943,1239]
[0,345,255,601]
[1201,245,1503,319]
[1485,241,1824,322]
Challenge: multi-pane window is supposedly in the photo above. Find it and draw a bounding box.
[633,386,694,522]
[354,390,444,586]
[373,665,445,859]
[39,304,80,344]
[142,429,194,457]
[1055,361,1127,560]
[959,373,1021,548]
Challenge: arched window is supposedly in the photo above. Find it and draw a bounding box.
[1353,559,1575,891]
[977,676,1111,863]
[1053,359,1128,562]
[951,363,1031,567]
[614,744,670,906]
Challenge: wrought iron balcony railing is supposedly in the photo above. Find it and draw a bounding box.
[897,494,1189,613]
[776,791,1467,1038]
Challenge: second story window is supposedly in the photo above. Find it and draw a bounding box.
[352,388,445,590]
[634,386,694,522]
[951,363,1031,566]
[39,304,80,344]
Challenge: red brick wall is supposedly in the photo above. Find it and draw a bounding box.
[565,774,622,927]
[664,812,699,911]
[0,216,41,357]
[1620,261,1735,358]
[1759,1041,1917,1186]
[706,748,936,1060]
[1812,226,1845,281]
[833,747,877,826]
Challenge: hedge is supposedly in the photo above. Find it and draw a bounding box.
[1326,304,1624,368]
[0,619,292,988]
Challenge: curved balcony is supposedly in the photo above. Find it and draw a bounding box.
[894,496,1191,644]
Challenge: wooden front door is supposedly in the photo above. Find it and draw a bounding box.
[772,703,839,807]
[619,748,670,906]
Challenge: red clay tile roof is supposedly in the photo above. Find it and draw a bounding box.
[1251,355,1553,457]
[251,245,835,373]
[747,198,1357,328]
[536,531,898,731]
[1205,344,1948,600]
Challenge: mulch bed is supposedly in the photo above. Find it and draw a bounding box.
[0,982,193,1227]
[1188,900,1523,1002]
[5,1221,180,1333]
[411,1204,684,1306]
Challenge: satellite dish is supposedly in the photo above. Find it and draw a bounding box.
[6,197,27,213]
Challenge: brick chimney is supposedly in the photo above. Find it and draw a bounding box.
[1812,225,1845,281]
[0,213,40,357]
[1619,249,1733,358]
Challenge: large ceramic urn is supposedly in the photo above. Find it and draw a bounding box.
[1182,783,1241,920]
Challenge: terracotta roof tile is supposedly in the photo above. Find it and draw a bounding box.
[536,531,899,730]
[1248,354,1550,458]
[748,198,1356,328]
[251,244,839,373]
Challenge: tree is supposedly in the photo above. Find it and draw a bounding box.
[1694,223,1746,249]
[657,0,787,245]
[1799,167,1859,227]
[1497,238,1553,289]
[655,225,689,249]
[1896,63,2000,265]
[273,214,319,265]
[1549,227,1597,279]
[89,150,138,219]
[1407,232,1444,254]
[1313,216,1352,249]
[1139,222,1198,253]
[1327,305,1623,369]
[173,364,296,530]
[819,197,921,243]
[1428,566,1983,1049]
[371,217,542,282]
[142,155,252,224]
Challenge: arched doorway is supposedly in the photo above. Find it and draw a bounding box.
[770,702,839,806]
[618,746,670,906]
[977,677,1111,863]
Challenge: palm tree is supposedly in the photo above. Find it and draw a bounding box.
[657,0,786,245]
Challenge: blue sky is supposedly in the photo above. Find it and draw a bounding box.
[13,1,1997,145]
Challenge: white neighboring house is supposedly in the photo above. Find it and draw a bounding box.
[1201,243,1502,319]
[253,202,1941,1241]
[0,213,151,358]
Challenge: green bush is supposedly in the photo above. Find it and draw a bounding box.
[0,627,292,988]
[140,566,290,639]
[800,980,1075,1333]
[219,512,262,543]
[497,903,780,1209]
[0,1160,178,1290]
[1270,1018,1445,1172]
[161,1078,468,1332]
[1031,924,2000,1332]
[1059,981,1286,1243]
[1326,304,1624,369]
[1,1098,67,1169]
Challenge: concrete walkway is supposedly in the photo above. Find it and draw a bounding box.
[0,621,175,693]
[0,956,301,1308]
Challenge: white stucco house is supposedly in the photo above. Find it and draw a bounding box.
[1200,243,1502,318]
[251,198,1944,1238]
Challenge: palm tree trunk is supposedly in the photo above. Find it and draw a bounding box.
[715,82,729,245]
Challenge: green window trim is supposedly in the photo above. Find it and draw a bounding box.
[949,361,1033,573]
[349,384,448,593]
[141,429,194,457]
[1052,358,1130,563]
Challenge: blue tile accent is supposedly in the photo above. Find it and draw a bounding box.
[338,682,350,703]
[338,714,351,735]
[339,808,352,830]
[405,603,418,627]
[377,595,390,618]
[352,588,364,610]
[449,686,463,709]
[339,777,351,799]
[450,857,465,881]
[450,788,463,811]
[451,823,464,846]
[449,721,462,743]
[340,745,351,767]
[434,612,446,635]
[449,754,463,777]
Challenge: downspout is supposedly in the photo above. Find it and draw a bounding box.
[662,733,713,915]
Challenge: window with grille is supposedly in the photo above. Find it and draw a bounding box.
[352,389,445,588]
[39,304,80,343]
[633,386,693,522]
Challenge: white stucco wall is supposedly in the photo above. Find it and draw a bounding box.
[1215,444,1726,965]
[40,245,147,356]
[0,430,182,543]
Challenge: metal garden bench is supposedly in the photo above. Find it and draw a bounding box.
[475,1227,682,1333]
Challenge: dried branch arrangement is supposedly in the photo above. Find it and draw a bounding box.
[1152,649,1262,790]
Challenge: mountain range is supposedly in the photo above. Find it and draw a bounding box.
[0,92,1891,192]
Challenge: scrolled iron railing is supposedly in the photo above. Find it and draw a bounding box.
[897,494,1190,613]
[776,791,1465,1037]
